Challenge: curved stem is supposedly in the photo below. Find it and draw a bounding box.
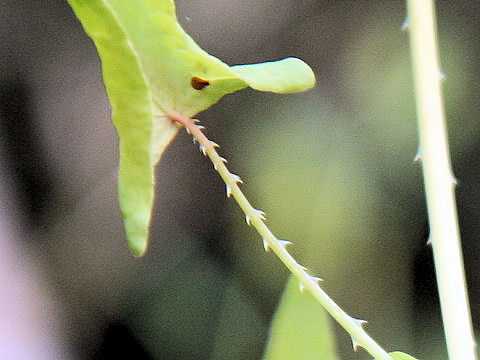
[406,2,477,359]
[168,110,392,360]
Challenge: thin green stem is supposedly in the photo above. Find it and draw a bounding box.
[168,110,392,360]
[406,1,477,359]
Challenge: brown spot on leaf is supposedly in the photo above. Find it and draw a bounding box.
[191,76,210,90]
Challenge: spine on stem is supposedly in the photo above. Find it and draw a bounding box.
[168,110,393,360]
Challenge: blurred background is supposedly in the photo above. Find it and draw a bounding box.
[1,0,479,359]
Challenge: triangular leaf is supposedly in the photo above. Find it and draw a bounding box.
[387,351,419,360]
[263,276,339,360]
[67,0,315,255]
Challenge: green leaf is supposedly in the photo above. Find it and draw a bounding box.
[231,57,316,93]
[387,352,419,360]
[67,0,315,256]
[263,276,339,360]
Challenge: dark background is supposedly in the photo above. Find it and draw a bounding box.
[1,1,479,359]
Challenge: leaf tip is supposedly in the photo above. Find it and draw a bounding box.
[388,351,419,360]
[129,241,148,257]
[231,57,316,94]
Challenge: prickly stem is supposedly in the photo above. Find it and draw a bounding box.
[408,0,477,358]
[167,110,393,360]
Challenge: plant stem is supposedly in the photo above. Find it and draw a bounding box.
[168,110,393,360]
[406,1,477,359]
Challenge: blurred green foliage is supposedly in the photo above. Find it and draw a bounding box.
[263,276,339,360]
[6,1,479,359]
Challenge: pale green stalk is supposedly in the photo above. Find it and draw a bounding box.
[406,1,477,359]
[168,110,392,360]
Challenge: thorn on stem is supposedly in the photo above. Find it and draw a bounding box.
[263,238,292,252]
[426,235,432,246]
[231,176,242,184]
[352,318,368,328]
[351,337,362,352]
[297,274,317,292]
[226,184,232,198]
[277,239,292,249]
[229,173,243,184]
[215,157,228,170]
[199,144,206,155]
[254,209,266,220]
[308,275,323,285]
[245,209,266,225]
[401,17,409,31]
[451,175,458,186]
[263,238,270,251]
[350,319,368,350]
[413,150,421,162]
